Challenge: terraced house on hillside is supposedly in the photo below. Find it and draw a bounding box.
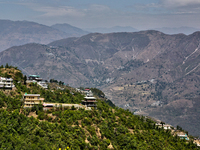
[27,75,48,89]
[0,77,15,89]
[23,93,44,108]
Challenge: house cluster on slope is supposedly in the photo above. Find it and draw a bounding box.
[0,75,48,90]
[155,123,191,141]
[23,88,97,110]
[0,74,97,110]
[27,75,48,89]
[1,74,200,145]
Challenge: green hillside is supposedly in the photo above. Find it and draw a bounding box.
[0,66,199,149]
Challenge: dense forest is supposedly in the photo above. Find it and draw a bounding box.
[0,65,199,149]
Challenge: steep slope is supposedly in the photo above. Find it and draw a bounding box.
[102,31,200,136]
[0,67,199,149]
[48,31,186,86]
[0,43,91,86]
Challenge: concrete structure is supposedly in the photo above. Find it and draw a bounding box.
[37,81,48,89]
[82,88,91,95]
[0,77,15,89]
[27,75,48,89]
[82,96,97,108]
[194,139,200,147]
[155,123,172,130]
[23,93,44,108]
[163,125,172,130]
[177,133,189,140]
[28,75,42,81]
[43,103,86,111]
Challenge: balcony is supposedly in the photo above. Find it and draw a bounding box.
[24,102,43,104]
[87,104,97,107]
[24,98,44,101]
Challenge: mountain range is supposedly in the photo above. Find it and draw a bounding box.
[0,19,199,52]
[1,20,200,136]
[86,26,200,35]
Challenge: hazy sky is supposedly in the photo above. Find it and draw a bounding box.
[1,0,200,30]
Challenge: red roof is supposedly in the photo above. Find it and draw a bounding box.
[85,89,90,91]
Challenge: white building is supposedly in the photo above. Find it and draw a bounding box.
[0,77,15,89]
[155,123,172,130]
[27,75,48,89]
[37,81,48,89]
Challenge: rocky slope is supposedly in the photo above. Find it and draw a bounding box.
[1,31,200,136]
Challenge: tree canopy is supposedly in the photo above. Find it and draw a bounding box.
[0,67,199,149]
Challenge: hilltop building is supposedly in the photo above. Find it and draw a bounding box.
[82,96,97,109]
[27,75,48,89]
[156,123,172,130]
[28,75,42,81]
[0,77,15,89]
[23,93,44,108]
[177,133,189,140]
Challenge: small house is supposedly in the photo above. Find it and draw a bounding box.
[177,133,189,140]
[163,124,172,130]
[0,77,15,89]
[28,75,42,82]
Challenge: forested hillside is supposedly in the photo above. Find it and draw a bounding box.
[0,66,199,149]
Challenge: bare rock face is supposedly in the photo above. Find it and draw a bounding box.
[1,30,200,136]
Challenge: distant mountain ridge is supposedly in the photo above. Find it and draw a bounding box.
[51,23,89,36]
[0,19,199,52]
[85,26,138,33]
[154,26,200,35]
[0,20,89,52]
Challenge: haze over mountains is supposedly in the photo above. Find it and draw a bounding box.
[51,23,89,37]
[154,27,200,35]
[1,19,200,136]
[85,26,138,33]
[1,19,199,52]
[0,20,89,52]
[86,26,200,35]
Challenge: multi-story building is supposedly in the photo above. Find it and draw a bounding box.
[0,77,15,89]
[23,93,44,108]
[82,96,97,108]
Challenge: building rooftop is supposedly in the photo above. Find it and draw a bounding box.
[24,93,40,96]
[0,77,13,81]
[29,75,40,78]
[82,100,97,102]
[84,96,96,100]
